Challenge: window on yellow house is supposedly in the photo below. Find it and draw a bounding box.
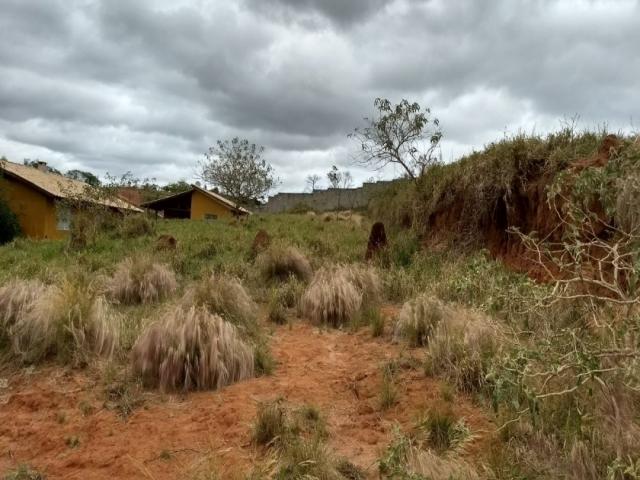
[56,206,71,231]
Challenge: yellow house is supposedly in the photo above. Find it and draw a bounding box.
[141,185,251,220]
[0,159,142,240]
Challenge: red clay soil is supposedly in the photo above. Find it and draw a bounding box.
[424,135,622,281]
[0,314,493,479]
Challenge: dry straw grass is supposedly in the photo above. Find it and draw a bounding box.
[0,279,47,331]
[393,295,448,347]
[7,279,119,364]
[107,256,177,305]
[257,246,313,283]
[341,265,382,306]
[182,273,258,335]
[131,306,254,391]
[301,267,362,327]
[425,305,500,392]
[405,446,479,480]
[300,265,382,327]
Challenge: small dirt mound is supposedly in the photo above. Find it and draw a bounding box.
[156,234,177,251]
[251,229,271,258]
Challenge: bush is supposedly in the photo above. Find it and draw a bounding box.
[131,306,254,391]
[257,246,313,283]
[0,197,21,245]
[107,256,177,305]
[300,268,362,327]
[8,278,120,365]
[118,214,155,238]
[393,295,447,347]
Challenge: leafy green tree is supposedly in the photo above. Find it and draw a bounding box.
[199,137,278,205]
[351,98,442,181]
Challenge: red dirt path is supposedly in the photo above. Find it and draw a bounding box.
[0,318,492,479]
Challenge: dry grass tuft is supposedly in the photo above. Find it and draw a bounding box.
[257,246,313,283]
[107,256,177,305]
[0,279,47,331]
[380,431,479,480]
[300,268,362,327]
[393,295,448,347]
[131,306,254,392]
[405,446,479,480]
[341,265,382,306]
[182,273,258,336]
[424,306,500,393]
[9,279,120,364]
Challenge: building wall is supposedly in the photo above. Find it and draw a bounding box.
[190,190,235,220]
[259,180,396,213]
[2,177,64,239]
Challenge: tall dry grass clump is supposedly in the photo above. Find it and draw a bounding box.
[300,268,362,327]
[425,306,500,393]
[380,431,479,480]
[341,265,382,306]
[393,295,448,347]
[257,246,313,283]
[131,306,254,391]
[8,279,119,364]
[0,279,47,331]
[181,273,258,336]
[107,256,177,305]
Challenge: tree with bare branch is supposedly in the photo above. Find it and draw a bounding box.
[350,98,442,181]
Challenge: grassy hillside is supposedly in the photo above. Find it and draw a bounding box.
[0,133,639,479]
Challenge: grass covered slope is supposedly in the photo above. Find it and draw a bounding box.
[372,129,640,258]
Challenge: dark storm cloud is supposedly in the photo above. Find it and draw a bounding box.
[0,0,638,192]
[244,0,394,27]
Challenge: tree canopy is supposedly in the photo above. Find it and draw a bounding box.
[199,137,277,205]
[351,98,442,181]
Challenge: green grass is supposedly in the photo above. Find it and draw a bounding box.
[0,214,369,284]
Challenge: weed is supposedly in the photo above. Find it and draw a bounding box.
[335,459,366,480]
[3,464,46,480]
[379,363,398,410]
[417,409,470,454]
[367,307,384,337]
[268,291,288,325]
[65,436,80,448]
[252,399,289,446]
[78,400,94,416]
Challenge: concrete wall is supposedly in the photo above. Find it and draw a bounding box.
[260,180,395,213]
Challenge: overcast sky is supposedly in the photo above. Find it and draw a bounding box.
[1,0,638,194]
